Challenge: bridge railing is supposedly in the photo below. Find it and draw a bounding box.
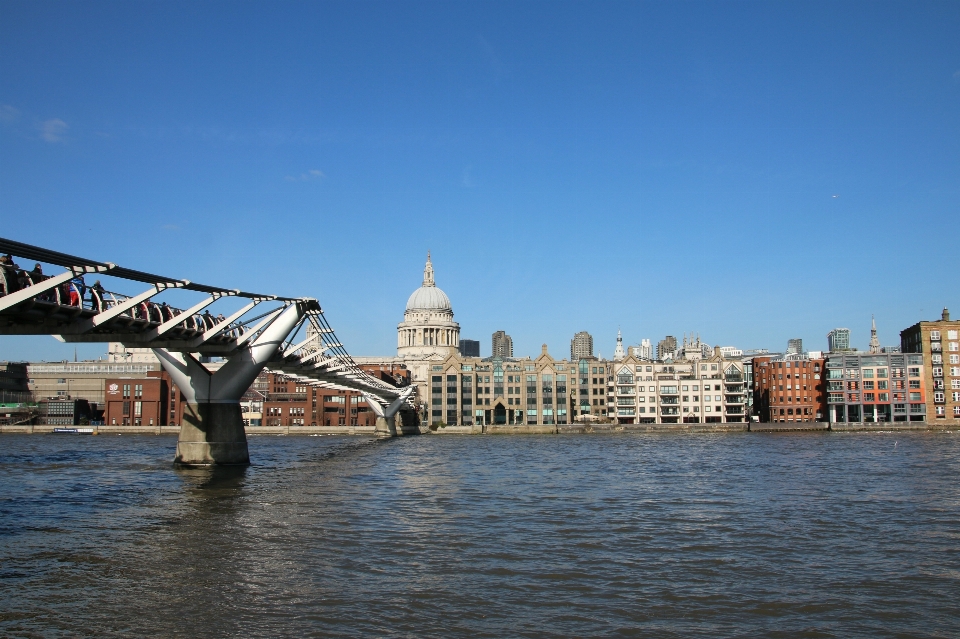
[2,236,414,415]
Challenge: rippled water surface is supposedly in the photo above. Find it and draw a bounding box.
[2,432,960,638]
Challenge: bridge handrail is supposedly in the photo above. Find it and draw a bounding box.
[2,236,407,409]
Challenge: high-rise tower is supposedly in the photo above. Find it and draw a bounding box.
[571,331,594,360]
[492,331,514,358]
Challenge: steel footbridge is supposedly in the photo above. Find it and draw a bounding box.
[0,237,415,465]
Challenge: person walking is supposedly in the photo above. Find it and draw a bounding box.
[68,275,86,307]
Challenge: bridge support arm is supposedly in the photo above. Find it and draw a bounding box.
[154,302,306,466]
[363,388,413,438]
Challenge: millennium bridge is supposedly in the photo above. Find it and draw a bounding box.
[0,237,415,465]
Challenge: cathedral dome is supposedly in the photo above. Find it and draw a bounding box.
[406,286,452,312]
[404,252,453,312]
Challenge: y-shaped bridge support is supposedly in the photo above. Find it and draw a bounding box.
[154,303,303,466]
[363,388,414,439]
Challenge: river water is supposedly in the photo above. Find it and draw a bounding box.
[1,432,959,638]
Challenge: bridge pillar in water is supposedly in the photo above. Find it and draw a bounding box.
[154,304,304,466]
[363,389,413,439]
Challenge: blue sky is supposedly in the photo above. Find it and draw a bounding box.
[1,0,958,361]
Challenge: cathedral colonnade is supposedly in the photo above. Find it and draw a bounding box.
[398,327,459,347]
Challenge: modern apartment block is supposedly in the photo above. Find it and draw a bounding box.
[786,339,803,355]
[901,308,960,424]
[459,339,480,357]
[752,354,826,423]
[827,328,851,352]
[570,331,594,360]
[492,331,514,358]
[825,352,926,423]
[612,350,747,424]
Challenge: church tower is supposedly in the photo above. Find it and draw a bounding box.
[869,315,881,354]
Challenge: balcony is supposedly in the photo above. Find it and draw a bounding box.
[661,407,679,415]
[660,398,679,405]
[725,395,745,404]
[725,406,744,414]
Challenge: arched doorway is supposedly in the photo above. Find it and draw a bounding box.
[493,403,507,425]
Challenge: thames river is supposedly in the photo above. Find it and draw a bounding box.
[1,432,959,637]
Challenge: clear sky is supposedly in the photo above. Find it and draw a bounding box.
[1,0,958,362]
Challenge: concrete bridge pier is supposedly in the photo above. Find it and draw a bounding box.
[154,304,304,466]
[364,389,413,439]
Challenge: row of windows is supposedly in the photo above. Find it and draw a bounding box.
[828,392,922,403]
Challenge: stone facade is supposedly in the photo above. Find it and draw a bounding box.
[901,308,960,424]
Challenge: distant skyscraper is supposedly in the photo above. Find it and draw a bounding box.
[629,338,653,360]
[613,329,625,360]
[827,328,851,352]
[492,331,513,358]
[571,331,594,360]
[786,338,803,354]
[459,339,480,357]
[657,335,677,360]
[868,316,881,354]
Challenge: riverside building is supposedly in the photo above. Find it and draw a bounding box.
[611,350,747,424]
[420,346,610,427]
[901,308,960,424]
[752,354,827,422]
[824,351,926,423]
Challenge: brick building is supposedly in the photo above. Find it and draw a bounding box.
[261,365,410,428]
[103,370,184,426]
[901,308,960,424]
[752,354,827,423]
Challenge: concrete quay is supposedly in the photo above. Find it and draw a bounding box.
[2,422,956,436]
[431,421,958,435]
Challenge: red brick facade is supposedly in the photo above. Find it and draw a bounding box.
[103,370,184,426]
[752,356,827,423]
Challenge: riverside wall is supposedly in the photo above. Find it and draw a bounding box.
[2,422,957,436]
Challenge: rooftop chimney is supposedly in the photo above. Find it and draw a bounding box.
[944,307,951,321]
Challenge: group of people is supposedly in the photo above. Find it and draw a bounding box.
[1,254,107,308]
[2,253,243,339]
[1,254,45,297]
